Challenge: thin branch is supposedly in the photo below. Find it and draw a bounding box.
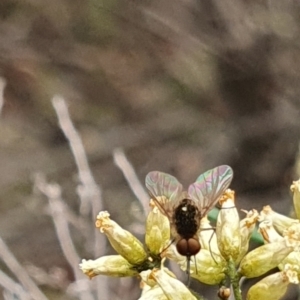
[113,148,150,216]
[33,174,94,300]
[0,269,31,300]
[0,237,48,300]
[25,264,69,290]
[51,95,102,215]
[51,95,108,300]
[3,289,26,300]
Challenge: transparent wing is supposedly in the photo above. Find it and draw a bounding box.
[145,171,183,219]
[188,165,233,216]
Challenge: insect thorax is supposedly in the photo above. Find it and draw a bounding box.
[174,199,200,238]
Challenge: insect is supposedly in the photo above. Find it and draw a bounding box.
[145,165,233,280]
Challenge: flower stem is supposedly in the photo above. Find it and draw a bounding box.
[226,257,242,300]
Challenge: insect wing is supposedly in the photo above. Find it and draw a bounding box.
[188,165,233,215]
[145,171,183,218]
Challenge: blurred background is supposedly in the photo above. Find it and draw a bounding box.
[0,0,300,299]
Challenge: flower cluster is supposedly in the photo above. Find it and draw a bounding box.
[79,178,300,300]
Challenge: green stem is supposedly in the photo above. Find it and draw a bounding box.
[226,257,242,300]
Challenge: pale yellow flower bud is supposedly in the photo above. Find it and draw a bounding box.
[283,222,300,242]
[149,268,197,300]
[237,209,259,263]
[291,179,300,220]
[283,263,300,284]
[145,203,170,255]
[79,255,138,278]
[239,237,295,278]
[259,205,298,235]
[163,245,226,285]
[191,249,226,285]
[140,267,176,288]
[216,189,241,261]
[246,264,299,300]
[259,220,283,243]
[139,285,168,300]
[279,251,300,276]
[95,211,147,265]
[140,269,160,289]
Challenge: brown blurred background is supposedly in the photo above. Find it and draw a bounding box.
[0,0,300,299]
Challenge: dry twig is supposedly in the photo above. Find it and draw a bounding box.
[0,237,48,300]
[113,148,150,216]
[51,95,108,299]
[34,174,95,300]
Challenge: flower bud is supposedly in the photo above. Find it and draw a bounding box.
[291,179,300,220]
[139,285,168,300]
[80,255,138,278]
[149,268,197,300]
[145,203,170,255]
[216,189,241,262]
[239,237,296,278]
[279,251,300,275]
[282,222,300,242]
[95,211,147,265]
[259,205,298,235]
[140,267,176,288]
[237,209,259,263]
[246,264,298,300]
[191,249,226,285]
[164,244,226,285]
[259,220,283,243]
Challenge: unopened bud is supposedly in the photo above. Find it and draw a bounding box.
[145,203,170,255]
[259,220,283,243]
[216,189,241,262]
[283,222,300,242]
[291,179,300,220]
[191,249,226,285]
[149,268,197,300]
[259,205,298,235]
[95,211,147,265]
[240,237,296,278]
[80,255,138,278]
[238,209,259,263]
[247,264,298,300]
[279,251,300,276]
[139,285,168,300]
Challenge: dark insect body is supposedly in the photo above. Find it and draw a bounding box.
[173,199,200,257]
[145,165,233,282]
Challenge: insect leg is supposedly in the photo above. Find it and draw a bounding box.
[194,255,198,274]
[200,227,218,264]
[208,227,218,264]
[163,238,176,251]
[186,256,191,286]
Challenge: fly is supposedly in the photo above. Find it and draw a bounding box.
[145,165,233,282]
